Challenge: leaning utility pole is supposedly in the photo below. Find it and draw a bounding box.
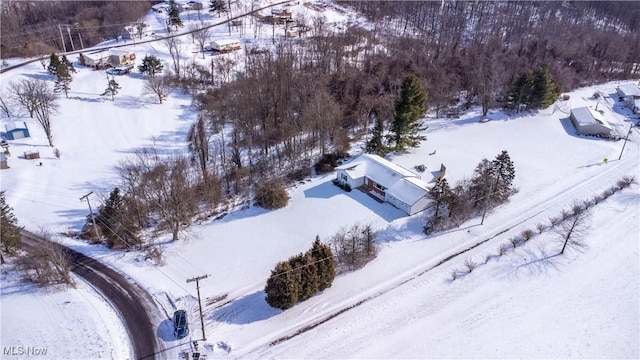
[618,123,634,160]
[80,191,99,237]
[187,274,209,341]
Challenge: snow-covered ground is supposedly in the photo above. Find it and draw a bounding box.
[1,1,639,359]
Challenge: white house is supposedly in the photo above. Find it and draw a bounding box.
[210,39,241,52]
[616,83,640,114]
[569,107,613,137]
[335,154,431,215]
[121,23,153,40]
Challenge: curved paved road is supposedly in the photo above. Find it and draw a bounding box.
[21,230,158,360]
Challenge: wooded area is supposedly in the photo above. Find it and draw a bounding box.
[4,1,638,247]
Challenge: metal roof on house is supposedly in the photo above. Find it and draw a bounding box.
[618,83,640,97]
[336,153,430,204]
[387,176,430,206]
[571,107,612,129]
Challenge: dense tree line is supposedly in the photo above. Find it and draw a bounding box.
[1,1,151,59]
[265,236,335,310]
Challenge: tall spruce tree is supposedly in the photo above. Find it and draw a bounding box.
[168,1,183,29]
[389,74,427,151]
[490,150,516,201]
[289,252,319,302]
[0,191,22,263]
[532,65,561,108]
[47,53,62,75]
[53,60,72,98]
[429,178,453,218]
[510,65,561,110]
[366,117,387,156]
[265,261,299,309]
[97,187,140,249]
[469,158,494,208]
[311,236,335,291]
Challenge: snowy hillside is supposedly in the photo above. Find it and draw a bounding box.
[1,1,639,359]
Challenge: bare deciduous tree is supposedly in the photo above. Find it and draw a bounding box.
[142,154,198,241]
[190,22,211,59]
[9,79,59,146]
[556,206,591,255]
[164,37,184,79]
[18,239,74,287]
[143,75,171,104]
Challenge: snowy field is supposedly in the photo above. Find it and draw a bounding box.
[1,1,639,359]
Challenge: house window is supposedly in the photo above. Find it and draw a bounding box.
[341,174,348,182]
[374,182,386,191]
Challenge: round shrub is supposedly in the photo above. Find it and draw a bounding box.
[254,179,290,209]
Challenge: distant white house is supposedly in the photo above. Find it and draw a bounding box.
[335,154,432,215]
[569,107,613,137]
[210,39,241,52]
[121,23,153,40]
[616,83,640,114]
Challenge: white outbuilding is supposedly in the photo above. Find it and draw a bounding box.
[569,107,613,137]
[616,83,640,114]
[335,154,431,216]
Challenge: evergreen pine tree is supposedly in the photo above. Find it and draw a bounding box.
[138,55,164,77]
[54,61,72,98]
[265,261,299,310]
[532,65,561,108]
[311,236,335,291]
[168,1,183,28]
[429,178,453,218]
[102,76,121,101]
[366,117,387,156]
[469,158,494,208]
[490,150,516,201]
[0,191,23,263]
[209,0,226,13]
[510,69,535,111]
[61,55,76,74]
[97,187,140,249]
[47,53,61,75]
[389,74,427,151]
[289,252,319,302]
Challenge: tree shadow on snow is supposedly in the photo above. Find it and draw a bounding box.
[498,244,564,280]
[209,290,281,325]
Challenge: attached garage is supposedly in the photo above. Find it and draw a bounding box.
[335,154,432,216]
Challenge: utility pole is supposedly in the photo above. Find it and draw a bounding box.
[80,192,99,237]
[58,24,67,52]
[187,274,209,341]
[75,23,84,50]
[618,123,634,160]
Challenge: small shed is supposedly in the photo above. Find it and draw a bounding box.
[569,107,613,137]
[210,39,241,53]
[5,121,30,140]
[0,152,8,169]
